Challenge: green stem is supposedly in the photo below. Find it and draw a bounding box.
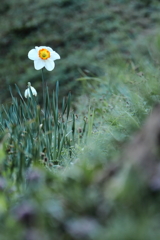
[41,68,47,115]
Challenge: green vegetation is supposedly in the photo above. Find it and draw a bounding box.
[1,0,160,101]
[1,0,160,239]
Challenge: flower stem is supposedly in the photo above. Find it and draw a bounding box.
[41,68,46,111]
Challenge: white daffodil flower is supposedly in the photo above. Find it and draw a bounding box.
[28,46,60,71]
[24,82,37,98]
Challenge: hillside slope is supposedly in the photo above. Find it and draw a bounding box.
[0,0,160,102]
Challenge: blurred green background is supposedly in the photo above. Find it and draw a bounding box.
[1,0,160,102]
[1,1,160,239]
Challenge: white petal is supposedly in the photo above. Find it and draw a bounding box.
[46,47,53,52]
[24,87,37,98]
[34,59,45,70]
[45,47,60,60]
[24,88,32,98]
[24,89,29,98]
[35,46,40,52]
[45,59,55,71]
[30,86,37,96]
[28,49,39,60]
[36,46,47,51]
[50,51,60,60]
[39,46,47,49]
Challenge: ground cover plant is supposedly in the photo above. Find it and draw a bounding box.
[1,0,160,239]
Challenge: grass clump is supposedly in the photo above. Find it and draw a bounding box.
[0,79,89,184]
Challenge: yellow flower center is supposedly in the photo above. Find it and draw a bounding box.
[39,48,50,60]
